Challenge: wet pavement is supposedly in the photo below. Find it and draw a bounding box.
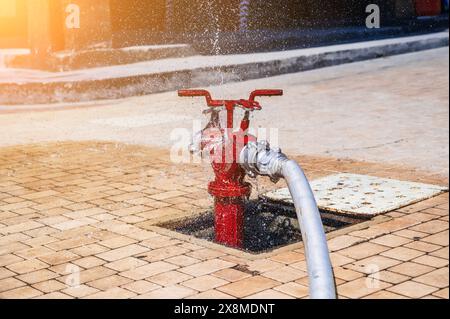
[0,48,448,299]
[1,47,448,177]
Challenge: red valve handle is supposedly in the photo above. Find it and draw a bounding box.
[249,90,283,102]
[178,90,224,107]
[178,89,283,109]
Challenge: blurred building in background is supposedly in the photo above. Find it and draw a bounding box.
[0,0,447,70]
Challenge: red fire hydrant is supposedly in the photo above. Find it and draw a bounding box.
[178,89,283,248]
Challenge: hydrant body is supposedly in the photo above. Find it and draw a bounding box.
[178,89,283,248]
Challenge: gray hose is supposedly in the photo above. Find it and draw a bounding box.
[281,160,336,299]
[240,141,336,299]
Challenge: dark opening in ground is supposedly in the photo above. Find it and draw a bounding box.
[160,199,369,254]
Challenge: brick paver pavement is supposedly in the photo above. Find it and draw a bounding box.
[0,142,448,299]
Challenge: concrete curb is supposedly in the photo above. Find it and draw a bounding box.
[0,32,448,105]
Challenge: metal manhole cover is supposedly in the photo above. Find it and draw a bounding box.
[261,173,448,217]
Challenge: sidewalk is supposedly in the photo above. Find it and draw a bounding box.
[1,48,448,177]
[0,41,448,300]
[0,142,448,299]
[0,32,448,105]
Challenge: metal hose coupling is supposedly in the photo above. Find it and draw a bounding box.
[239,141,289,183]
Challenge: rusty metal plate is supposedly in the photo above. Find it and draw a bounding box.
[261,173,448,217]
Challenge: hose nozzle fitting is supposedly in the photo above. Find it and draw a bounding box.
[240,141,289,183]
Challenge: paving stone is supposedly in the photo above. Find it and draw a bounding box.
[187,290,235,299]
[430,247,449,259]
[0,254,24,267]
[338,278,391,299]
[180,259,235,277]
[364,290,408,299]
[407,212,438,223]
[0,221,43,235]
[104,257,148,272]
[381,247,426,261]
[186,249,226,261]
[412,255,449,268]
[165,255,200,267]
[269,251,305,264]
[62,285,100,298]
[64,266,116,285]
[388,262,436,277]
[290,260,308,272]
[378,271,411,285]
[121,261,178,280]
[333,267,365,282]
[6,259,49,275]
[52,218,96,231]
[0,286,43,299]
[394,229,430,240]
[84,287,137,299]
[422,230,449,246]
[262,266,307,283]
[246,289,294,299]
[273,282,309,298]
[404,241,442,253]
[340,243,389,260]
[212,268,251,282]
[16,269,58,285]
[141,245,190,262]
[87,275,132,291]
[414,268,449,289]
[23,235,58,247]
[371,234,412,247]
[433,288,449,299]
[134,285,197,299]
[327,235,363,252]
[0,234,30,248]
[21,190,59,200]
[140,236,182,249]
[388,281,439,298]
[121,280,161,294]
[0,267,16,280]
[147,270,193,286]
[410,220,449,234]
[38,251,80,266]
[70,244,109,257]
[0,277,27,293]
[98,236,137,249]
[182,275,229,292]
[329,253,355,267]
[247,259,284,273]
[72,256,106,268]
[32,280,67,294]
[48,262,80,275]
[149,191,187,201]
[35,292,73,299]
[96,244,149,262]
[426,208,449,217]
[346,256,403,273]
[217,276,279,298]
[46,236,98,251]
